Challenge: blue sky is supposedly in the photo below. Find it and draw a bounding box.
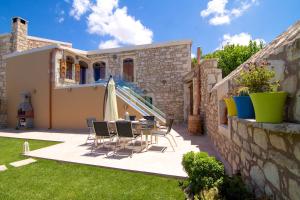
[0,0,299,55]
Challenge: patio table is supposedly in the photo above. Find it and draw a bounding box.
[108,120,157,151]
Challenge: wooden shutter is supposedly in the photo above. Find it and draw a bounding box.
[75,64,80,82]
[60,59,66,79]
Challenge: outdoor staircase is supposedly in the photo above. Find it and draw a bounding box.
[96,78,166,124]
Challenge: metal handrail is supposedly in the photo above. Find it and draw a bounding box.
[96,77,166,122]
[117,87,166,123]
[119,86,166,118]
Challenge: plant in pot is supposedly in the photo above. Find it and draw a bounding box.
[233,87,255,119]
[224,95,237,117]
[236,63,287,123]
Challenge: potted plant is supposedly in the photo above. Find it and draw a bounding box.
[224,96,237,117]
[233,87,255,119]
[236,63,287,123]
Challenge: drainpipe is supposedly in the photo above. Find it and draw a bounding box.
[49,48,57,129]
[197,47,202,115]
[188,47,202,135]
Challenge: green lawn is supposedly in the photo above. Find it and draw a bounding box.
[0,137,184,200]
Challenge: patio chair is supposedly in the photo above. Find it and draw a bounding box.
[92,121,117,153]
[115,120,143,157]
[151,118,177,151]
[142,115,155,129]
[86,117,96,143]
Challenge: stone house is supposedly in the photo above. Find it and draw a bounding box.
[0,17,192,128]
[187,21,300,199]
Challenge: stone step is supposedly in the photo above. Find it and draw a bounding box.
[10,158,36,167]
[0,165,7,172]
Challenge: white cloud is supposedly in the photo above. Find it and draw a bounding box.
[99,39,120,49]
[55,4,66,24]
[191,53,196,58]
[69,0,153,49]
[218,32,265,49]
[58,17,65,23]
[201,0,258,25]
[70,0,91,20]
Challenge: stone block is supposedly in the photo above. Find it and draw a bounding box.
[269,134,287,151]
[250,165,265,188]
[232,119,237,132]
[294,90,300,122]
[294,141,300,162]
[233,133,242,147]
[253,128,268,150]
[207,74,216,84]
[251,143,261,156]
[264,184,273,197]
[238,122,248,140]
[289,178,300,200]
[263,162,280,190]
[241,150,251,165]
[281,75,297,94]
[0,165,7,172]
[269,150,299,176]
[243,141,251,152]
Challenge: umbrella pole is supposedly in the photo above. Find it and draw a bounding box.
[103,75,113,120]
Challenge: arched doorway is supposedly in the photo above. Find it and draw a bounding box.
[79,61,88,84]
[123,58,134,82]
[93,62,106,81]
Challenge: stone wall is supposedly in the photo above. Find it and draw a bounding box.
[199,59,222,131]
[202,21,300,199]
[0,34,11,128]
[27,37,72,49]
[88,42,191,121]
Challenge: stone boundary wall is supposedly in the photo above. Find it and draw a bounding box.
[202,21,300,199]
[205,89,300,199]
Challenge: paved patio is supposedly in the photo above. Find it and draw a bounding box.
[0,125,229,178]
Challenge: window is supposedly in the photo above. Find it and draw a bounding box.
[66,56,74,80]
[143,96,153,109]
[93,62,106,81]
[123,58,134,82]
[79,61,88,84]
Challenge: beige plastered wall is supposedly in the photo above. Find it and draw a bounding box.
[6,49,142,130]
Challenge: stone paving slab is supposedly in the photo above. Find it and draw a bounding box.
[10,158,37,167]
[0,125,230,177]
[0,165,7,171]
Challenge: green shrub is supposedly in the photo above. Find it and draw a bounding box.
[182,152,225,198]
[220,175,254,200]
[235,63,279,93]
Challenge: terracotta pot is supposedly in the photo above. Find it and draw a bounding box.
[188,115,201,135]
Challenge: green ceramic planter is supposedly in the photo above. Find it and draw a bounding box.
[250,92,287,123]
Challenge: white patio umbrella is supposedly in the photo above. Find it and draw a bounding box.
[104,78,119,121]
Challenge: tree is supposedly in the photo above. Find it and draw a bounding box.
[204,40,264,77]
[191,57,198,68]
